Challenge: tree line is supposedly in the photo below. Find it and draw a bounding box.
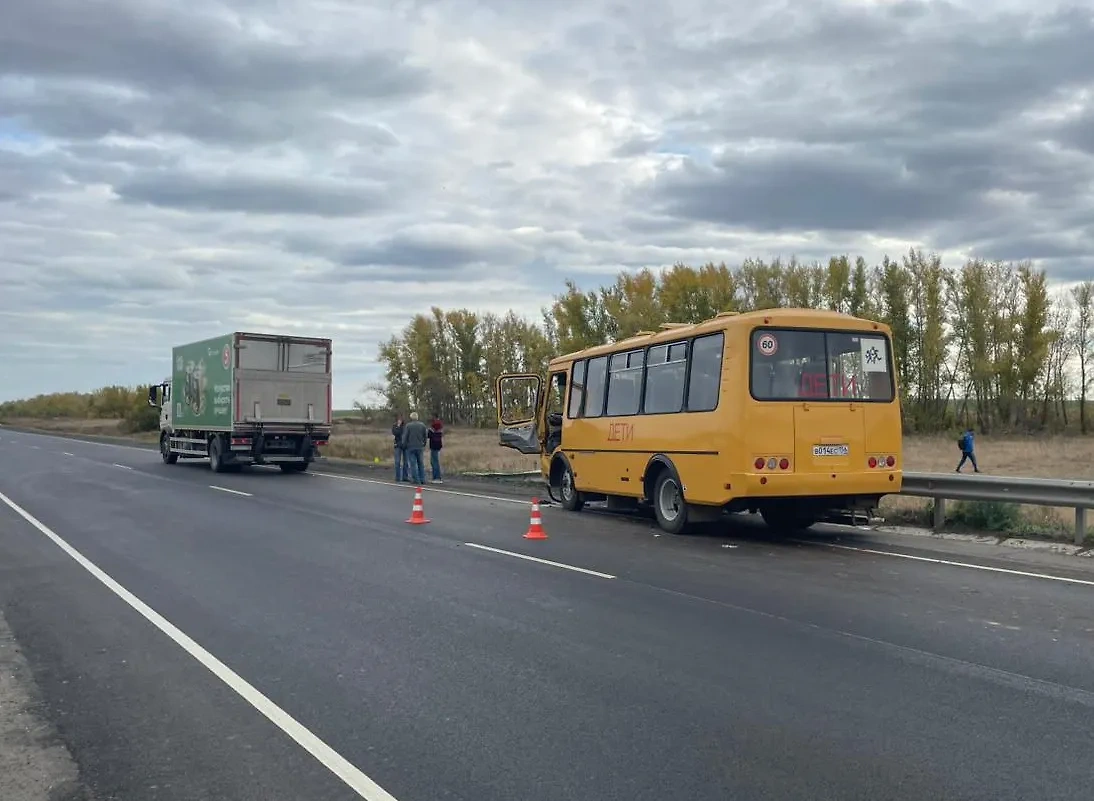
[377,251,1094,434]
[0,386,160,432]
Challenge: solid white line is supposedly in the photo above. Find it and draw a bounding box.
[312,470,531,506]
[806,541,1094,587]
[0,490,400,801]
[463,543,616,579]
[112,463,133,470]
[210,485,253,497]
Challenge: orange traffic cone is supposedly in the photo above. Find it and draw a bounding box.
[406,487,430,524]
[523,498,548,540]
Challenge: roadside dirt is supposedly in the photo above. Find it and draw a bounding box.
[0,610,91,801]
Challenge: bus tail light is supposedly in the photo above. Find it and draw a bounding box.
[755,458,765,470]
[886,455,896,467]
[868,456,877,468]
[766,457,777,470]
[779,458,789,470]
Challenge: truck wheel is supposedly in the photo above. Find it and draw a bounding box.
[160,434,178,465]
[653,471,690,534]
[208,437,226,473]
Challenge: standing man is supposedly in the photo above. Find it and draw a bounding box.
[401,412,428,486]
[427,415,444,484]
[956,427,981,473]
[391,414,407,482]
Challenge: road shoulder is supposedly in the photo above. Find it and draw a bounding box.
[0,609,90,801]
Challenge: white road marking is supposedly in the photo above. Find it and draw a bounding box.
[112,463,133,470]
[63,452,75,457]
[464,543,616,579]
[0,491,402,801]
[804,541,1094,587]
[312,470,532,506]
[210,485,252,497]
[29,445,40,450]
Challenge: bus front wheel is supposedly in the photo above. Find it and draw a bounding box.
[558,462,584,512]
[653,472,689,534]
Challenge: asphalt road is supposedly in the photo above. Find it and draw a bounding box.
[2,428,1094,801]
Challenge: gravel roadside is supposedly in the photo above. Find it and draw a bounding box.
[0,610,91,801]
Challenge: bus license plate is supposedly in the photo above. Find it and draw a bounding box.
[813,444,849,457]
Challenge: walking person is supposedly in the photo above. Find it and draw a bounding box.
[391,414,408,481]
[956,427,981,473]
[427,416,444,484]
[401,412,428,485]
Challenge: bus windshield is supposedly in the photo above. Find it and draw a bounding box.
[750,328,894,402]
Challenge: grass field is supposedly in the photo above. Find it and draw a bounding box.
[5,416,1091,537]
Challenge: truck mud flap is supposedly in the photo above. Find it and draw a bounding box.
[252,433,266,465]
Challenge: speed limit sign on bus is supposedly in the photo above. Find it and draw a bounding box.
[757,332,778,356]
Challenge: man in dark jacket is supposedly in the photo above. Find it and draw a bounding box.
[956,428,980,473]
[391,415,407,481]
[427,416,444,484]
[401,412,428,485]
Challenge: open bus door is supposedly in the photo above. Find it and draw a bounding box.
[494,373,544,455]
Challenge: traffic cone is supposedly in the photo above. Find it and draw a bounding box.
[523,498,548,540]
[406,487,430,524]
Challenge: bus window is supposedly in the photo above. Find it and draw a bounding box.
[686,333,724,412]
[643,341,687,414]
[606,349,644,416]
[750,328,894,402]
[583,356,608,417]
[547,371,566,414]
[568,361,586,418]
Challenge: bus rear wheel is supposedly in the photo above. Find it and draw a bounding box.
[653,472,689,534]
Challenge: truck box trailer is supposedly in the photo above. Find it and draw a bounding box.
[147,332,333,473]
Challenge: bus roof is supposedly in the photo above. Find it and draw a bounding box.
[548,307,891,367]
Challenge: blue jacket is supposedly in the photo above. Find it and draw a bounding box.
[961,432,974,453]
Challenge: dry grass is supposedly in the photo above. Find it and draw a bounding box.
[2,417,160,443]
[326,419,539,473]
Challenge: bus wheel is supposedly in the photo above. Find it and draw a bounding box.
[558,463,584,512]
[653,472,688,534]
[760,505,816,532]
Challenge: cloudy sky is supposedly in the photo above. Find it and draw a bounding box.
[2,0,1093,407]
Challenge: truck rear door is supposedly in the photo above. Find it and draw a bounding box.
[235,334,332,425]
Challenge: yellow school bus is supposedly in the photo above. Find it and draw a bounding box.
[494,308,902,534]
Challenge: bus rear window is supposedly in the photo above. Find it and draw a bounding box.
[750,328,894,402]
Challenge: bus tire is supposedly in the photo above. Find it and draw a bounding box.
[557,460,584,512]
[653,471,689,534]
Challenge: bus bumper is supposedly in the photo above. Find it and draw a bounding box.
[736,470,902,500]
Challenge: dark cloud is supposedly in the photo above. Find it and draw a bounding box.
[114,171,386,217]
[0,0,430,101]
[647,148,965,234]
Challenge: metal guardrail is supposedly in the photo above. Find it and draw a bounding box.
[900,472,1094,545]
